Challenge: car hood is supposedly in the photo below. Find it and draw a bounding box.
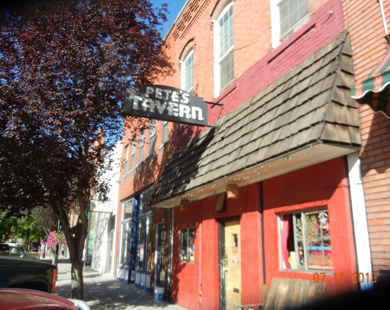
[0,288,76,309]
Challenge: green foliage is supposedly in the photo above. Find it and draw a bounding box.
[31,206,57,237]
[0,209,45,244]
[0,0,171,299]
[0,209,17,242]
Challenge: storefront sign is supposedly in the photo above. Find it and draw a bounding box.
[122,85,208,126]
[90,200,114,213]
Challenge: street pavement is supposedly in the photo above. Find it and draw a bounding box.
[42,257,187,310]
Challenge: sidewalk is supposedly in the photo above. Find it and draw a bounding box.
[44,257,187,310]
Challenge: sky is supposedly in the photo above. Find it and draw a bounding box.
[151,0,188,38]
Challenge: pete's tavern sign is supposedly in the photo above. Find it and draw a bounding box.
[122,85,208,126]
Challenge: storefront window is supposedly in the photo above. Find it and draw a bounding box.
[119,223,126,267]
[124,222,131,268]
[119,198,133,268]
[179,227,195,263]
[146,216,153,271]
[140,187,154,214]
[138,218,146,269]
[123,199,132,220]
[280,209,332,271]
[137,215,153,271]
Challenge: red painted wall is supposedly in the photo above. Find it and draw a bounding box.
[172,184,263,310]
[171,158,357,309]
[263,157,357,298]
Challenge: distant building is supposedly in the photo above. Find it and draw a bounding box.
[87,140,121,275]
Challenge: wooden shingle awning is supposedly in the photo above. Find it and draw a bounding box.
[152,31,362,208]
[351,49,390,118]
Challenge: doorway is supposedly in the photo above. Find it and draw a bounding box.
[156,223,167,288]
[219,220,241,310]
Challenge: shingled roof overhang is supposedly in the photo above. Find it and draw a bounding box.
[152,32,362,209]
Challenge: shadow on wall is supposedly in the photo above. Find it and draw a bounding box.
[170,220,201,306]
[170,124,204,152]
[132,123,210,201]
[360,112,390,175]
[90,212,110,272]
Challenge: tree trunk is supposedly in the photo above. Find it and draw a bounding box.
[70,256,84,299]
[52,200,87,300]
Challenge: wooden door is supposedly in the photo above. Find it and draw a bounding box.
[224,220,241,310]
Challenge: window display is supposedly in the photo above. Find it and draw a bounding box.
[179,227,195,263]
[280,209,332,271]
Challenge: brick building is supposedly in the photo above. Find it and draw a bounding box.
[114,0,389,309]
[344,0,390,276]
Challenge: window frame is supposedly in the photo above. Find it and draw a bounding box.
[130,137,136,171]
[118,198,133,268]
[148,119,156,156]
[136,212,153,272]
[278,208,332,272]
[181,49,194,94]
[139,129,145,164]
[162,121,169,144]
[270,0,309,48]
[124,144,129,174]
[213,2,234,98]
[179,227,196,263]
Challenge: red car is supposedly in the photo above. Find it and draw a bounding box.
[0,288,90,310]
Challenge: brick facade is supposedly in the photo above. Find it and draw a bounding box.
[115,0,390,307]
[342,0,390,273]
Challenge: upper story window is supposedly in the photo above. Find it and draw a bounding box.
[149,119,156,156]
[162,121,169,144]
[271,0,309,48]
[181,50,194,93]
[130,137,136,171]
[139,129,145,164]
[214,2,234,97]
[124,145,129,174]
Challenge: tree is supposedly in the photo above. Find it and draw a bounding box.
[31,206,58,238]
[13,211,46,248]
[0,208,46,246]
[0,209,17,243]
[0,0,171,299]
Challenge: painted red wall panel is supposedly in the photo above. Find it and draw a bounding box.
[173,185,263,310]
[263,158,357,297]
[172,159,357,308]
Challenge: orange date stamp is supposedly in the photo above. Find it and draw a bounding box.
[313,272,377,284]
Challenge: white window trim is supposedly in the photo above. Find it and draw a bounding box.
[149,119,156,156]
[139,129,145,164]
[278,208,331,272]
[162,121,169,144]
[213,1,234,98]
[124,145,129,175]
[179,227,195,263]
[130,137,136,171]
[270,0,310,49]
[270,0,281,49]
[180,49,194,93]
